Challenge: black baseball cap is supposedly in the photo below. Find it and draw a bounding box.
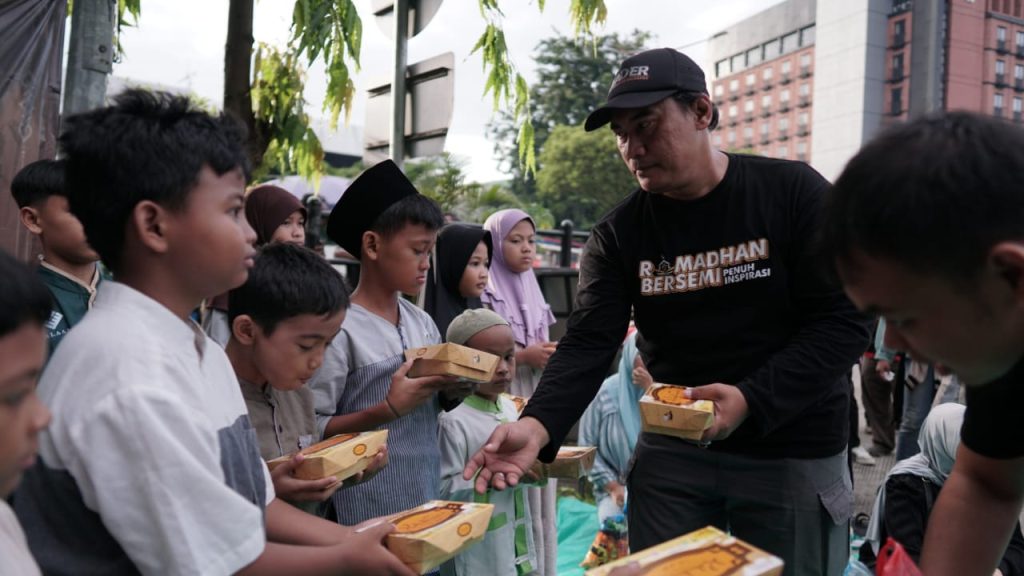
[584,48,708,132]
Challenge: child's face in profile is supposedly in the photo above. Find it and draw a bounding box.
[270,209,306,246]
[501,219,536,274]
[458,241,490,299]
[465,324,516,402]
[374,223,437,296]
[23,195,99,265]
[167,166,257,300]
[249,310,346,391]
[0,322,50,498]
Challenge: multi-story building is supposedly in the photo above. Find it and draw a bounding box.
[705,0,1024,180]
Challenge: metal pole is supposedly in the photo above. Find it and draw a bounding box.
[559,219,574,268]
[63,0,116,117]
[389,0,409,167]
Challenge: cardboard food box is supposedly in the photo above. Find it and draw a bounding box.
[541,446,597,479]
[405,343,500,384]
[585,526,784,576]
[266,430,388,482]
[504,393,528,415]
[385,500,494,574]
[639,384,714,441]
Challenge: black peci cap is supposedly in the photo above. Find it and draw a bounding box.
[326,159,419,259]
[584,48,709,132]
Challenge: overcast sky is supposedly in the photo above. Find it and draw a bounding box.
[111,0,784,181]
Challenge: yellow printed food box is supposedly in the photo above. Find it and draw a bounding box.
[639,384,714,441]
[266,430,387,482]
[405,343,500,384]
[385,500,494,574]
[585,526,784,576]
[504,393,528,415]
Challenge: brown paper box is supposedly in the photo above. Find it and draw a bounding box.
[639,384,714,441]
[404,343,500,384]
[385,500,494,574]
[266,430,388,482]
[503,393,528,415]
[585,525,784,576]
[540,446,597,479]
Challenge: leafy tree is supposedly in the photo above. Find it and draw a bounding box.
[535,125,634,228]
[487,30,650,199]
[116,0,609,185]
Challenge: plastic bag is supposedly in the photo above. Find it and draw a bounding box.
[876,537,923,576]
[580,515,629,568]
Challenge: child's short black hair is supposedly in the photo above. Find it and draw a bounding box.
[11,159,66,208]
[0,251,52,338]
[59,89,250,273]
[370,194,445,239]
[823,112,1024,282]
[228,243,349,335]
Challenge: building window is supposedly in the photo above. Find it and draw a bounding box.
[761,94,772,109]
[892,53,904,80]
[778,116,790,133]
[764,38,781,58]
[1014,96,1023,121]
[744,99,755,114]
[891,87,903,115]
[731,53,745,72]
[714,83,725,98]
[780,89,792,110]
[796,141,808,161]
[893,20,906,46]
[798,111,809,127]
[782,31,800,53]
[763,67,773,81]
[997,59,1007,85]
[746,73,756,89]
[1017,30,1024,53]
[715,59,730,78]
[801,25,816,46]
[778,145,789,158]
[998,26,1008,51]
[781,60,792,75]
[747,47,762,67]
[760,122,770,136]
[743,125,754,142]
[727,131,737,145]
[729,79,740,92]
[713,133,722,147]
[995,93,1005,116]
[1016,64,1024,87]
[729,104,738,118]
[799,52,812,76]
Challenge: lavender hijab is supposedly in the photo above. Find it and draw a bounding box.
[481,209,556,347]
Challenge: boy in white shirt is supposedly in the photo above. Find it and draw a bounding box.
[0,251,52,576]
[13,89,414,576]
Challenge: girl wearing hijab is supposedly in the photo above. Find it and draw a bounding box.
[579,330,654,524]
[481,209,557,396]
[203,185,307,346]
[423,224,492,338]
[481,208,558,576]
[860,403,1024,574]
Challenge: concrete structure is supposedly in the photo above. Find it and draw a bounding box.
[705,0,1024,182]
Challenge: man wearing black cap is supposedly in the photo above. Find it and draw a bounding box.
[465,48,870,575]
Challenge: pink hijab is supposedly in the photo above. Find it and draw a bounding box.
[481,209,555,347]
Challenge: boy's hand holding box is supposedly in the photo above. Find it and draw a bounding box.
[639,384,714,441]
[266,430,388,482]
[404,343,500,384]
[383,500,494,574]
[585,526,784,576]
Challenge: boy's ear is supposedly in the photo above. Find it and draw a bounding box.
[988,242,1024,297]
[362,230,381,261]
[19,206,43,235]
[231,314,258,345]
[131,200,171,255]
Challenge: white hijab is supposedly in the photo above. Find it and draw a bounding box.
[864,403,966,553]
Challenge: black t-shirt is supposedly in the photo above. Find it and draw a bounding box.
[962,357,1024,459]
[522,153,872,461]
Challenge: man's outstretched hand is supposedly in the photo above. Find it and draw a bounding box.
[463,417,551,493]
